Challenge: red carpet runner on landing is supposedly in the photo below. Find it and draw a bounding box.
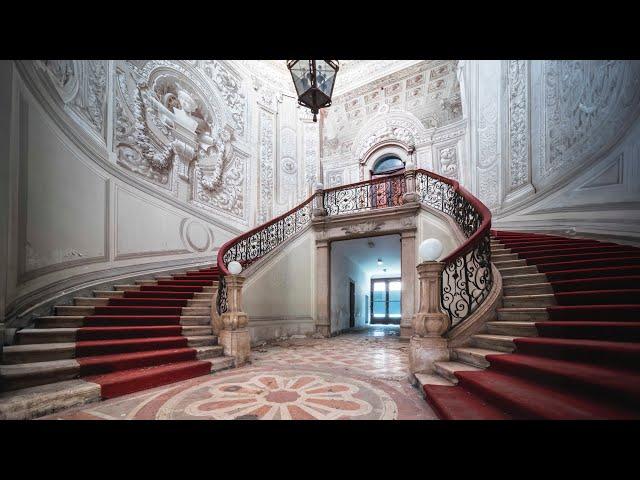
[422,231,640,420]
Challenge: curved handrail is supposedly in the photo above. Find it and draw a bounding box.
[413,169,492,261]
[216,195,315,275]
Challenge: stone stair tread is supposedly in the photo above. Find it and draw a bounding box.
[1,359,79,378]
[436,361,482,373]
[205,356,235,372]
[474,334,517,342]
[415,372,455,387]
[497,307,548,312]
[0,379,101,420]
[453,346,506,368]
[19,328,77,335]
[503,293,555,300]
[487,321,536,326]
[455,346,508,357]
[4,342,75,353]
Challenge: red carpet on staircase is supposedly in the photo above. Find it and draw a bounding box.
[422,231,640,420]
[75,266,220,399]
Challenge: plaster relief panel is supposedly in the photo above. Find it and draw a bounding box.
[112,60,249,224]
[36,60,108,142]
[537,60,640,185]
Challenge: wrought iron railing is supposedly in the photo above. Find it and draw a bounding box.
[323,173,406,216]
[216,168,492,329]
[216,196,314,315]
[415,170,493,327]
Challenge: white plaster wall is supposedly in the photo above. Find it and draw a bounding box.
[2,63,241,326]
[243,230,316,343]
[330,246,369,332]
[461,60,640,244]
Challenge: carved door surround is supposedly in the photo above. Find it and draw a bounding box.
[312,202,420,339]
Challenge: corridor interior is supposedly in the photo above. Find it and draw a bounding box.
[330,234,403,333]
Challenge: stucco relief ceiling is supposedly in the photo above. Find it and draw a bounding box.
[235,60,428,98]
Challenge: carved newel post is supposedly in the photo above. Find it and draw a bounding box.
[312,182,327,218]
[219,267,251,366]
[402,147,418,204]
[409,239,451,377]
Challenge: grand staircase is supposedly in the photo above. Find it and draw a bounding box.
[0,266,234,419]
[420,231,640,420]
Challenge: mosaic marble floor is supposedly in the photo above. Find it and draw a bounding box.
[42,325,437,420]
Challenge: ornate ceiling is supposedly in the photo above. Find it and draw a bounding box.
[234,60,427,97]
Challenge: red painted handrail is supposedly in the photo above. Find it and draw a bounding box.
[216,195,315,275]
[413,169,492,263]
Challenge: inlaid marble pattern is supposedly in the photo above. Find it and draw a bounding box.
[43,327,436,420]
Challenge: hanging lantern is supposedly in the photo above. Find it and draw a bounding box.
[287,60,339,122]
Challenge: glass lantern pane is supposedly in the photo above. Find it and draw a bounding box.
[290,61,311,96]
[316,60,336,96]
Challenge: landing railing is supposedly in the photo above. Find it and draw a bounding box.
[323,173,406,215]
[217,167,492,330]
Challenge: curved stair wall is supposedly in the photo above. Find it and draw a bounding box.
[1,62,243,339]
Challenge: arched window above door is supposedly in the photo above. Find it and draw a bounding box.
[372,155,405,176]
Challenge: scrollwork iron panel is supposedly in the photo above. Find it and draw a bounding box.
[416,171,493,327]
[324,175,406,215]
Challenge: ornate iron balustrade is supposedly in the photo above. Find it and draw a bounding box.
[415,170,493,327]
[217,168,492,329]
[323,173,406,216]
[216,196,314,315]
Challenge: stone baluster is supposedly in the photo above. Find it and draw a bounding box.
[312,182,327,218]
[218,274,251,366]
[408,256,451,376]
[403,146,418,203]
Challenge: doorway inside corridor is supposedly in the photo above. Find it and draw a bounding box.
[330,234,402,333]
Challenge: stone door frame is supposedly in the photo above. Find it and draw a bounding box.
[311,202,420,340]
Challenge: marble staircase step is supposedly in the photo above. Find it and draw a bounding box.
[492,253,520,262]
[503,294,557,308]
[0,379,101,420]
[433,361,482,384]
[495,265,539,276]
[501,273,549,287]
[452,347,507,369]
[471,334,517,353]
[486,321,538,337]
[497,308,549,322]
[494,259,528,269]
[35,315,211,328]
[503,282,554,296]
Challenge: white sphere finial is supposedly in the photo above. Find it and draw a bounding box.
[315,182,324,191]
[419,238,443,261]
[228,261,243,275]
